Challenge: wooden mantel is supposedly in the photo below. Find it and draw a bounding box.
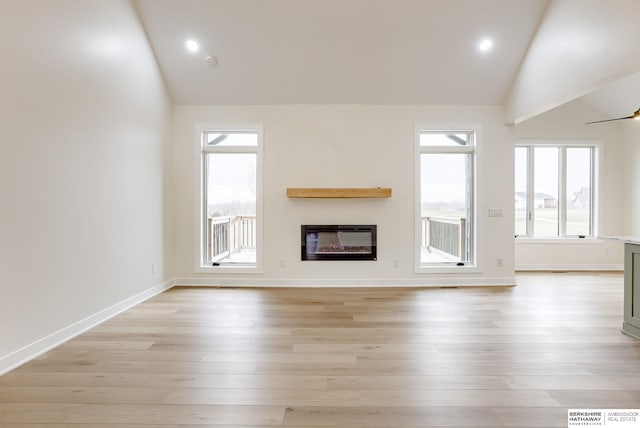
[286,187,392,198]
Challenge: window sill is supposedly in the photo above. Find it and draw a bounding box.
[515,238,602,245]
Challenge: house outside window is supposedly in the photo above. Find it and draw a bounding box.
[199,125,263,271]
[416,129,475,269]
[515,142,596,239]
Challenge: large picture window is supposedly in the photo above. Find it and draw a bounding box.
[515,143,596,238]
[200,126,262,270]
[416,130,475,268]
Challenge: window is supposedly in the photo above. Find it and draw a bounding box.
[514,147,528,236]
[515,143,595,238]
[416,130,475,268]
[200,126,262,270]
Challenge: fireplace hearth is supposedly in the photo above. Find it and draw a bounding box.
[301,225,377,261]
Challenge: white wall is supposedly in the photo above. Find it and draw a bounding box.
[173,105,515,286]
[505,0,640,123]
[514,99,625,269]
[0,0,173,373]
[622,122,640,236]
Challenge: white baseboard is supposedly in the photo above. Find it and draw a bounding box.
[515,264,623,271]
[0,279,174,376]
[172,276,517,287]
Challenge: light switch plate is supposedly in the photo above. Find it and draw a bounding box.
[488,208,503,217]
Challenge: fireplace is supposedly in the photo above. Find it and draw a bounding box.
[301,225,377,261]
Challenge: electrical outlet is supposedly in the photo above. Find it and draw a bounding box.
[393,259,399,268]
[496,258,503,267]
[488,208,503,217]
[279,259,286,268]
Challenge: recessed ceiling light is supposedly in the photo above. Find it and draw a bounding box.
[478,38,493,52]
[185,39,199,53]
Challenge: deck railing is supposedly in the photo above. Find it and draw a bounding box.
[421,216,466,260]
[207,215,256,262]
[209,215,462,262]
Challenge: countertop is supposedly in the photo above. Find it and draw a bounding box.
[599,236,640,245]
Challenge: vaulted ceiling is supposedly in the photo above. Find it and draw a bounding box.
[134,0,548,105]
[582,71,640,121]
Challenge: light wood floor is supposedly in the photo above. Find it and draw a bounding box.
[1,272,640,427]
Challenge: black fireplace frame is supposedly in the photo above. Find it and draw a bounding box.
[301,224,377,261]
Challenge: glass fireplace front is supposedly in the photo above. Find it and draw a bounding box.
[301,225,377,261]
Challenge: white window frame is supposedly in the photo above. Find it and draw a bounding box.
[414,125,478,273]
[195,123,263,273]
[515,140,600,243]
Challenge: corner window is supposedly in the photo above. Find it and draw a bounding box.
[200,126,262,270]
[416,130,475,268]
[515,143,596,238]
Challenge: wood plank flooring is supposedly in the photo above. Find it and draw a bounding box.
[2,272,640,427]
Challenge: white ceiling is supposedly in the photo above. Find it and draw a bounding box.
[581,71,640,120]
[134,0,548,105]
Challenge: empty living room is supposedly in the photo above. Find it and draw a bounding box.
[2,0,640,427]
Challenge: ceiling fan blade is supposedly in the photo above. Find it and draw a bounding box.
[207,134,228,145]
[585,115,634,124]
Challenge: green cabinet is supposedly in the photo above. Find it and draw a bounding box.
[623,243,640,338]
